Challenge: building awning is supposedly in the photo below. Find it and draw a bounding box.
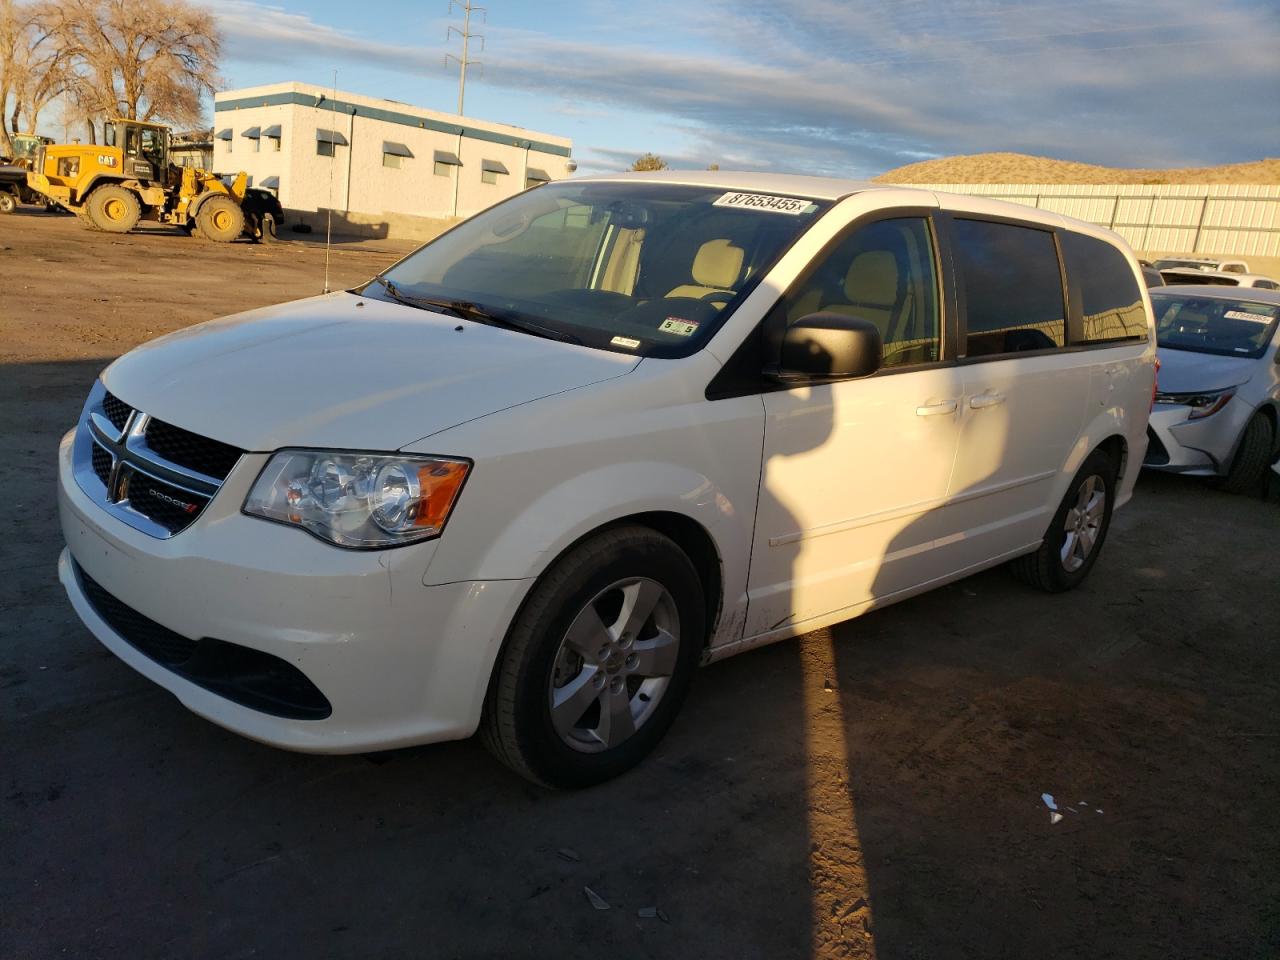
[241,126,261,139]
[382,141,413,158]
[262,124,281,138]
[525,167,551,182]
[259,176,280,190]
[433,150,462,166]
[215,128,232,141]
[481,159,509,174]
[315,128,349,146]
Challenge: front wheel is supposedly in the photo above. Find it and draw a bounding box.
[1010,449,1116,592]
[196,196,245,242]
[481,525,705,788]
[0,191,16,214]
[1219,413,1274,495]
[86,184,141,233]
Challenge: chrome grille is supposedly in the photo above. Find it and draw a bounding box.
[72,382,245,539]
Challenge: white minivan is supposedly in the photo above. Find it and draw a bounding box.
[58,173,1156,787]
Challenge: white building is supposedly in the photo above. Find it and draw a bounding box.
[212,81,575,239]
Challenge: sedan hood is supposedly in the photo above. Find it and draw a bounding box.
[1156,347,1255,394]
[102,293,639,451]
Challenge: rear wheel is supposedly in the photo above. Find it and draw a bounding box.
[481,525,704,788]
[1010,449,1117,592]
[196,196,245,242]
[1219,413,1274,494]
[86,184,141,233]
[0,191,16,214]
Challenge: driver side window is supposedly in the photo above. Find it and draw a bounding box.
[779,217,940,369]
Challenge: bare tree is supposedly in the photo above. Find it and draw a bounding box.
[0,0,24,155]
[9,3,70,135]
[44,0,220,137]
[631,153,669,172]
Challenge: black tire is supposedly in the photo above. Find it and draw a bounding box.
[1219,413,1274,495]
[0,191,16,214]
[481,525,705,789]
[1010,449,1117,593]
[196,195,245,242]
[86,184,141,233]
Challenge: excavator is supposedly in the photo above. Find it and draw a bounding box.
[23,118,269,241]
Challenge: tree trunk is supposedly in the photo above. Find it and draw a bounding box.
[0,87,12,158]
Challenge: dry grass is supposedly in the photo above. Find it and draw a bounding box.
[876,152,1280,185]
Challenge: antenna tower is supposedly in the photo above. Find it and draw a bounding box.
[445,2,485,116]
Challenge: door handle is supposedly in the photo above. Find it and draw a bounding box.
[969,391,1006,410]
[916,399,959,417]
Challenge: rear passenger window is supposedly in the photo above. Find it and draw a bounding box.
[1061,232,1148,343]
[778,217,940,369]
[953,219,1065,357]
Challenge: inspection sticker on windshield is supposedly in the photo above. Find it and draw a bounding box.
[659,317,700,337]
[611,335,642,349]
[1224,309,1273,324]
[713,192,815,215]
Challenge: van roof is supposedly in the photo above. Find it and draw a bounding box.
[576,170,1126,241]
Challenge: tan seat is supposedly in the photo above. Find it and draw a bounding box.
[666,239,745,304]
[823,251,899,339]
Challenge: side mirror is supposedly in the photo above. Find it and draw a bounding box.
[773,313,883,382]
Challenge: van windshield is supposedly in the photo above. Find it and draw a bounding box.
[367,181,829,356]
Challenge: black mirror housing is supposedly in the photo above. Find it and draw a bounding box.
[774,313,883,382]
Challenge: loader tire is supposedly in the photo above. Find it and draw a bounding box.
[0,191,16,214]
[196,196,244,243]
[87,185,141,233]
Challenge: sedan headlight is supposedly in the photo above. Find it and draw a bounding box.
[1153,387,1236,420]
[244,450,470,548]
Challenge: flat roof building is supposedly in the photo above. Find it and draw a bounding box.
[212,81,575,240]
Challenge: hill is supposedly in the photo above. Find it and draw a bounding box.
[875,152,1280,185]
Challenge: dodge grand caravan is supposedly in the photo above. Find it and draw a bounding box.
[58,173,1156,787]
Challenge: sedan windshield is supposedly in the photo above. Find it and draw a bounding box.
[367,181,830,356]
[1153,259,1213,271]
[1152,293,1280,358]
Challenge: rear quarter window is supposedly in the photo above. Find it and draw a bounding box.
[1061,232,1148,344]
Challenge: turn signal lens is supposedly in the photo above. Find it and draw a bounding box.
[244,450,471,548]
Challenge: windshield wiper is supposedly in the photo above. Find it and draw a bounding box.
[370,277,582,345]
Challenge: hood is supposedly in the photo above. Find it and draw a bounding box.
[1155,346,1255,394]
[102,292,639,451]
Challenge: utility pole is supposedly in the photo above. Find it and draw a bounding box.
[445,1,485,116]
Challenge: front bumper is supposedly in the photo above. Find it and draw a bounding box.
[58,429,530,753]
[1143,398,1253,476]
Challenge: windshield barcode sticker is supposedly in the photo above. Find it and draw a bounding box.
[713,192,815,215]
[611,336,641,349]
[1224,310,1273,324]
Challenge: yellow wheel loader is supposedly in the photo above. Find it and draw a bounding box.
[25,119,249,241]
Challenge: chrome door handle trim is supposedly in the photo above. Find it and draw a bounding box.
[916,399,959,416]
[969,392,1006,409]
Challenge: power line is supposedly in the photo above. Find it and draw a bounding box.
[445,1,485,116]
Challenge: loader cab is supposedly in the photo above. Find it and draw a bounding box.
[103,120,170,180]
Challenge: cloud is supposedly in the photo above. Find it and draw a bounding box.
[208,0,1280,177]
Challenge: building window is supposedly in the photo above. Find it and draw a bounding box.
[433,150,461,177]
[381,142,412,169]
[481,159,508,185]
[315,128,348,158]
[525,168,551,190]
[271,138,281,152]
[317,139,335,158]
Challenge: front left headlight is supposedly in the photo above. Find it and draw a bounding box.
[1154,387,1236,420]
[244,450,471,548]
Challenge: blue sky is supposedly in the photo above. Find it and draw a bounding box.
[208,0,1280,177]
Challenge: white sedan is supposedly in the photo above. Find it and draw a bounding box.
[1145,285,1280,491]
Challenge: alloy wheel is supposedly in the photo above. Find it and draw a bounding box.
[548,577,680,753]
[1061,474,1106,572]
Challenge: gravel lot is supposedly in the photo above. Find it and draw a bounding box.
[2,211,1278,960]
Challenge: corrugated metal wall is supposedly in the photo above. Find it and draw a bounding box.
[897,183,1280,257]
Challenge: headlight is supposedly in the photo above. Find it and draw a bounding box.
[244,450,470,548]
[1153,387,1236,420]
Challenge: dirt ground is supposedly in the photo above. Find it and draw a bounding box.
[2,211,1278,960]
